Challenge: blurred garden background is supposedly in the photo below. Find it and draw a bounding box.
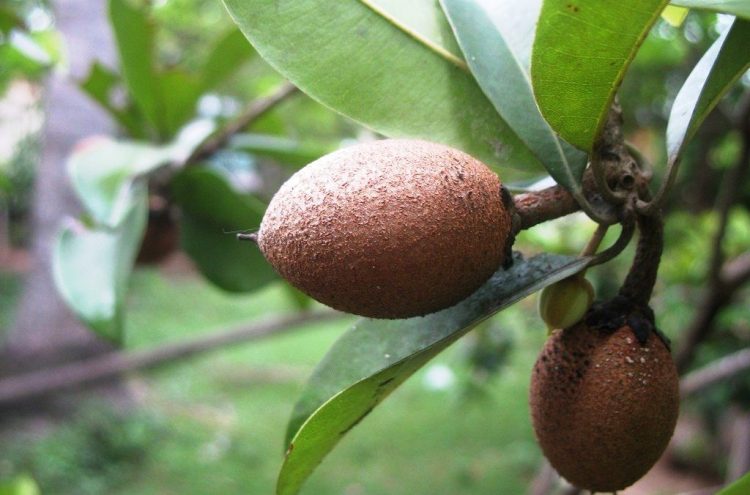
[1,1,749,494]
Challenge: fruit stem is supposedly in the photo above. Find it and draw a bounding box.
[513,185,581,230]
[587,216,635,267]
[581,224,608,257]
[237,233,258,243]
[618,211,663,307]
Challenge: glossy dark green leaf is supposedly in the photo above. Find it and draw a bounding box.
[229,133,332,167]
[200,28,256,90]
[717,471,750,495]
[78,62,144,137]
[172,167,277,292]
[221,0,542,171]
[108,0,164,135]
[671,0,750,18]
[441,0,588,198]
[667,18,750,164]
[531,0,668,151]
[52,194,147,342]
[278,253,590,495]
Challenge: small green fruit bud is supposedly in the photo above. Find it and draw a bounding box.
[538,275,594,332]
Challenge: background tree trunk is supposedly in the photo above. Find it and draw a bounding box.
[1,0,123,397]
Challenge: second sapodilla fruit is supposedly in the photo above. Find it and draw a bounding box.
[257,139,512,319]
[529,318,679,492]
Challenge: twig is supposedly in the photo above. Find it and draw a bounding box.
[514,185,581,230]
[680,347,750,396]
[581,224,608,257]
[675,101,750,371]
[721,252,750,292]
[0,310,342,406]
[587,215,635,267]
[726,409,750,484]
[184,81,299,165]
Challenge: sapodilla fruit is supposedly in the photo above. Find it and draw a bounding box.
[529,320,679,492]
[257,139,512,319]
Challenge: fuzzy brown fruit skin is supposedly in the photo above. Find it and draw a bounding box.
[529,321,679,492]
[258,139,511,319]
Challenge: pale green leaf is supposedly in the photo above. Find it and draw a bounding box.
[221,0,542,171]
[278,253,590,495]
[52,195,147,342]
[229,133,332,167]
[667,17,750,164]
[200,28,256,90]
[78,62,145,138]
[662,5,690,26]
[158,69,204,136]
[531,0,669,151]
[441,0,588,197]
[0,475,40,495]
[0,6,23,35]
[68,122,215,227]
[68,139,174,227]
[716,471,750,495]
[671,0,750,19]
[108,0,164,136]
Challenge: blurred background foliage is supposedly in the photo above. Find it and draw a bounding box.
[0,1,748,494]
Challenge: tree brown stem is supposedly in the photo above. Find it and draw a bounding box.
[0,310,341,407]
[680,347,750,396]
[675,101,750,371]
[184,82,299,165]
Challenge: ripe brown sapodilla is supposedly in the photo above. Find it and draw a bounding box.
[529,318,679,492]
[257,139,512,319]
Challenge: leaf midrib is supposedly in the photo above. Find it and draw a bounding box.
[358,0,469,70]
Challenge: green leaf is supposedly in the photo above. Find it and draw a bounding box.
[717,471,750,495]
[0,7,24,35]
[671,0,750,19]
[229,133,332,167]
[108,0,164,137]
[67,138,174,227]
[667,18,750,165]
[172,167,277,292]
[278,253,589,495]
[441,0,588,197]
[221,0,542,172]
[0,474,40,495]
[158,69,204,136]
[200,28,256,90]
[0,41,47,91]
[68,123,215,227]
[662,5,690,26]
[531,0,669,151]
[79,62,145,138]
[52,194,147,342]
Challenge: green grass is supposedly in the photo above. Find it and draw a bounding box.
[1,267,545,495]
